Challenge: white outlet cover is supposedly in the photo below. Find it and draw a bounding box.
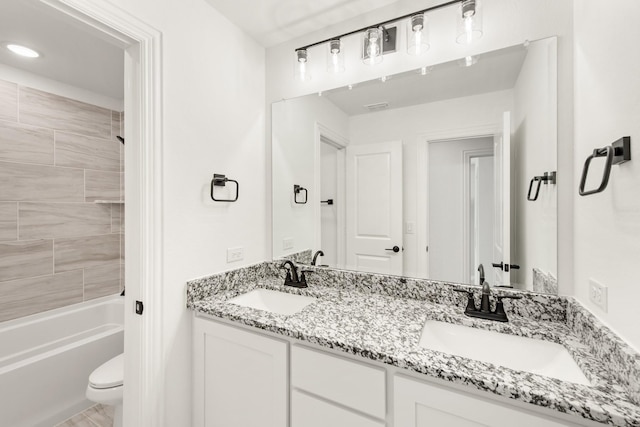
[227,247,244,263]
[589,278,608,313]
[283,238,294,250]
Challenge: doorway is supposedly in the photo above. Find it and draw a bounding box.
[428,137,495,285]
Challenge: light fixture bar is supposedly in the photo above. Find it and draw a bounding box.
[295,0,461,52]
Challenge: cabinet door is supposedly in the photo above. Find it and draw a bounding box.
[291,390,385,427]
[394,376,574,427]
[193,317,288,427]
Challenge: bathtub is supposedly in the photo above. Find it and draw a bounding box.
[0,295,124,427]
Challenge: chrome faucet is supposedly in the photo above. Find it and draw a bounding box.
[311,250,324,266]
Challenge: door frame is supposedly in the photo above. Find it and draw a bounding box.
[39,1,164,425]
[314,122,348,267]
[416,124,500,279]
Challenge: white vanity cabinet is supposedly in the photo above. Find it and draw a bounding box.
[192,316,288,427]
[290,345,386,427]
[393,375,582,427]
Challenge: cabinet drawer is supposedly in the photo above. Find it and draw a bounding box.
[292,390,385,427]
[291,345,386,419]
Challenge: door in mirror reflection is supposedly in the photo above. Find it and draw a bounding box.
[345,141,403,275]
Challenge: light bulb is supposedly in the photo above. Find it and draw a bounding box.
[362,28,383,65]
[456,0,483,44]
[407,14,429,55]
[294,49,311,81]
[327,39,345,73]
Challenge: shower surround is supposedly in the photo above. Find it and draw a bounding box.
[0,78,124,322]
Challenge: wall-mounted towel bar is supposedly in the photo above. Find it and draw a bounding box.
[211,174,239,202]
[294,185,308,204]
[527,171,557,201]
[321,199,334,205]
[579,137,631,196]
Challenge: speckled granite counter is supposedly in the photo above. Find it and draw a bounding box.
[187,262,640,427]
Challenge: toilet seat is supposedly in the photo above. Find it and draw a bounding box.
[89,353,124,389]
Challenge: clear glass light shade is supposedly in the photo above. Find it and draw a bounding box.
[362,27,383,65]
[456,0,483,45]
[294,49,311,81]
[407,14,430,55]
[326,39,345,73]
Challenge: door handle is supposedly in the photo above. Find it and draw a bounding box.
[492,262,520,272]
[385,246,400,253]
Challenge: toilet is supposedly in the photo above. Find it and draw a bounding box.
[86,353,124,427]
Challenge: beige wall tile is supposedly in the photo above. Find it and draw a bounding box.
[84,263,121,300]
[0,202,17,241]
[0,239,53,282]
[0,80,17,122]
[19,202,111,240]
[85,170,121,202]
[0,120,54,165]
[55,132,120,172]
[0,271,83,323]
[0,161,84,202]
[19,86,111,139]
[111,204,122,233]
[54,234,120,273]
[111,110,122,142]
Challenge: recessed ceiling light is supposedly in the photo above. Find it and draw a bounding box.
[6,44,40,58]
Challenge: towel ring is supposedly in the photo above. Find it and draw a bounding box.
[579,137,630,196]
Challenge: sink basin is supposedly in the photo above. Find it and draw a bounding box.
[419,320,590,386]
[227,289,316,316]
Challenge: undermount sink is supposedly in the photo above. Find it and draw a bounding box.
[419,320,591,386]
[227,289,316,316]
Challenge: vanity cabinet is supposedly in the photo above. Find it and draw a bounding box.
[192,316,288,427]
[193,315,593,427]
[291,345,386,427]
[394,375,578,427]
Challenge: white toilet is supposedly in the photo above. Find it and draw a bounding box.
[86,353,124,427]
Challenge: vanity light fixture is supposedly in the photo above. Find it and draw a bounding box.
[293,0,482,80]
[362,27,384,65]
[456,0,483,45]
[407,13,430,55]
[5,43,40,58]
[294,48,311,81]
[327,39,345,73]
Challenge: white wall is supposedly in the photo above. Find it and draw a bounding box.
[512,37,558,289]
[573,0,640,350]
[272,95,348,258]
[90,0,268,424]
[266,0,574,293]
[349,90,513,277]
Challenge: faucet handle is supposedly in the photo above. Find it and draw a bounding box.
[453,288,477,312]
[300,269,314,284]
[494,295,521,318]
[496,295,522,301]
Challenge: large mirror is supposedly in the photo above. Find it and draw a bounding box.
[272,37,558,294]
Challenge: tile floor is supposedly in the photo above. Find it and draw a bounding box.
[55,404,114,427]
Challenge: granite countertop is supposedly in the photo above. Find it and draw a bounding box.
[188,273,640,427]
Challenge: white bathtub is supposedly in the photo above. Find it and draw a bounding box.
[0,295,124,427]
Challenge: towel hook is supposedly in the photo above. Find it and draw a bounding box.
[579,137,631,196]
[211,174,239,202]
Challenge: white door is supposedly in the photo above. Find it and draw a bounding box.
[346,141,403,275]
[493,111,511,286]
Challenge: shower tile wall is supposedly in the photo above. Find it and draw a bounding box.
[0,78,124,322]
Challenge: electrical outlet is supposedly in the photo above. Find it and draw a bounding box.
[283,238,294,250]
[227,247,244,263]
[589,279,608,312]
[405,221,415,234]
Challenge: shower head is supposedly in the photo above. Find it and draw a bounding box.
[117,136,124,144]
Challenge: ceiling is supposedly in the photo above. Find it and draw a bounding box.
[205,0,405,47]
[324,44,527,116]
[0,0,124,100]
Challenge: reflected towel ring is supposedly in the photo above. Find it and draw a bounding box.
[294,185,308,204]
[579,137,630,196]
[211,174,239,202]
